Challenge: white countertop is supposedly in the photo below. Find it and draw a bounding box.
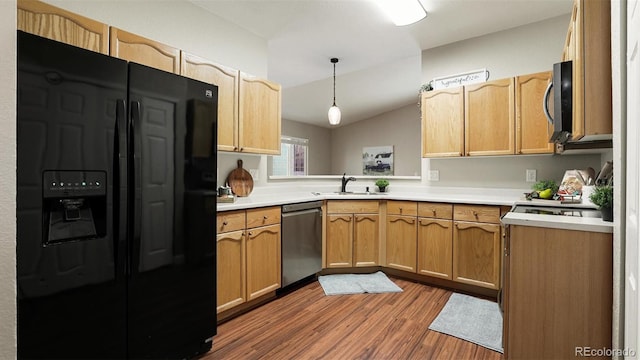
[216,186,524,211]
[501,210,613,233]
[217,184,613,234]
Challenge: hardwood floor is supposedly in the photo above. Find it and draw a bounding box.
[204,277,504,360]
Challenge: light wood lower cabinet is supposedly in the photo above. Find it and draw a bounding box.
[504,225,612,359]
[246,224,281,300]
[385,201,418,273]
[216,207,281,314]
[452,205,502,290]
[216,229,245,313]
[417,203,453,280]
[325,201,379,268]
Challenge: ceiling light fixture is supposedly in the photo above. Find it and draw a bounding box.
[328,57,341,126]
[375,0,427,26]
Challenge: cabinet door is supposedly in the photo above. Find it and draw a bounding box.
[109,27,180,74]
[515,72,554,154]
[246,224,281,300]
[354,214,379,267]
[216,230,245,313]
[421,87,464,157]
[506,226,612,359]
[17,0,109,54]
[181,52,240,152]
[417,218,453,280]
[465,78,515,156]
[385,215,417,273]
[326,214,354,268]
[238,74,281,154]
[453,221,501,289]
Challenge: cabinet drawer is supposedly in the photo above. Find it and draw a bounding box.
[418,202,453,219]
[217,210,246,233]
[387,200,417,216]
[327,200,379,214]
[453,204,501,224]
[246,206,281,228]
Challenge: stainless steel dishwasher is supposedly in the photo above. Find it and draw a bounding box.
[281,201,323,287]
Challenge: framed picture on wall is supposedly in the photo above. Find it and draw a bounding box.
[363,146,394,175]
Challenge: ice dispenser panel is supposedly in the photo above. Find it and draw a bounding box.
[43,170,107,244]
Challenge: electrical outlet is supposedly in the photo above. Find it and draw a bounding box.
[526,169,537,182]
[428,170,440,181]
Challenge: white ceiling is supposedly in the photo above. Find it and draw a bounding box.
[189,0,573,128]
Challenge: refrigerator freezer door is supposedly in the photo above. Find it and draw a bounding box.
[127,63,218,359]
[17,31,128,359]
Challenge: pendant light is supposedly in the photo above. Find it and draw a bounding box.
[328,58,341,125]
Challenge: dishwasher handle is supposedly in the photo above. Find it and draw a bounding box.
[281,208,321,218]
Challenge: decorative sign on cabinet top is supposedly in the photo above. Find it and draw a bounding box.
[432,69,489,90]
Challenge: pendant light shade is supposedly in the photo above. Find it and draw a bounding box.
[328,58,341,125]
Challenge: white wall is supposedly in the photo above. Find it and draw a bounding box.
[0,0,17,357]
[42,0,268,77]
[419,14,605,189]
[331,104,421,176]
[422,14,570,83]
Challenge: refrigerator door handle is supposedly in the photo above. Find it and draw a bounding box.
[115,99,126,278]
[129,100,142,276]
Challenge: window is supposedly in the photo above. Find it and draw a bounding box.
[272,136,308,176]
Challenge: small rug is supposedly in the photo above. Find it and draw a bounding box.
[428,293,503,353]
[317,271,403,296]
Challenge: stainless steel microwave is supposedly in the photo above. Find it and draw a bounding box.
[543,60,573,144]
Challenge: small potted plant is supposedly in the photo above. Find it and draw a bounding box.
[375,179,389,193]
[589,185,613,222]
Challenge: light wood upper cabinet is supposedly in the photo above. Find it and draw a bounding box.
[421,87,464,157]
[17,0,108,54]
[515,71,554,154]
[563,0,612,141]
[109,27,180,74]
[181,52,240,152]
[465,78,515,156]
[238,74,282,154]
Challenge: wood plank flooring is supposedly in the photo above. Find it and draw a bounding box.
[204,277,504,360]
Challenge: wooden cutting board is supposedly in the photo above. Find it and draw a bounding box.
[227,159,254,197]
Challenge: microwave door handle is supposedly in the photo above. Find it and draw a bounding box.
[543,81,554,125]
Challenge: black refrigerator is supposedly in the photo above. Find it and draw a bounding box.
[16,31,218,359]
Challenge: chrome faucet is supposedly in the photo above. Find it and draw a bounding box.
[341,173,356,193]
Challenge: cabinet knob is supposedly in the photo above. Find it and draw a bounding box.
[223,221,228,226]
[240,147,244,151]
[234,146,238,151]
[248,231,253,236]
[473,211,478,217]
[432,209,436,215]
[399,207,403,213]
[263,215,268,220]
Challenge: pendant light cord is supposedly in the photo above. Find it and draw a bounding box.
[331,58,338,106]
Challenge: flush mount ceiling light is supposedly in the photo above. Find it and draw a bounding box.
[328,57,341,126]
[375,0,427,26]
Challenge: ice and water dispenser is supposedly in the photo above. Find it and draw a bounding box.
[43,170,107,244]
